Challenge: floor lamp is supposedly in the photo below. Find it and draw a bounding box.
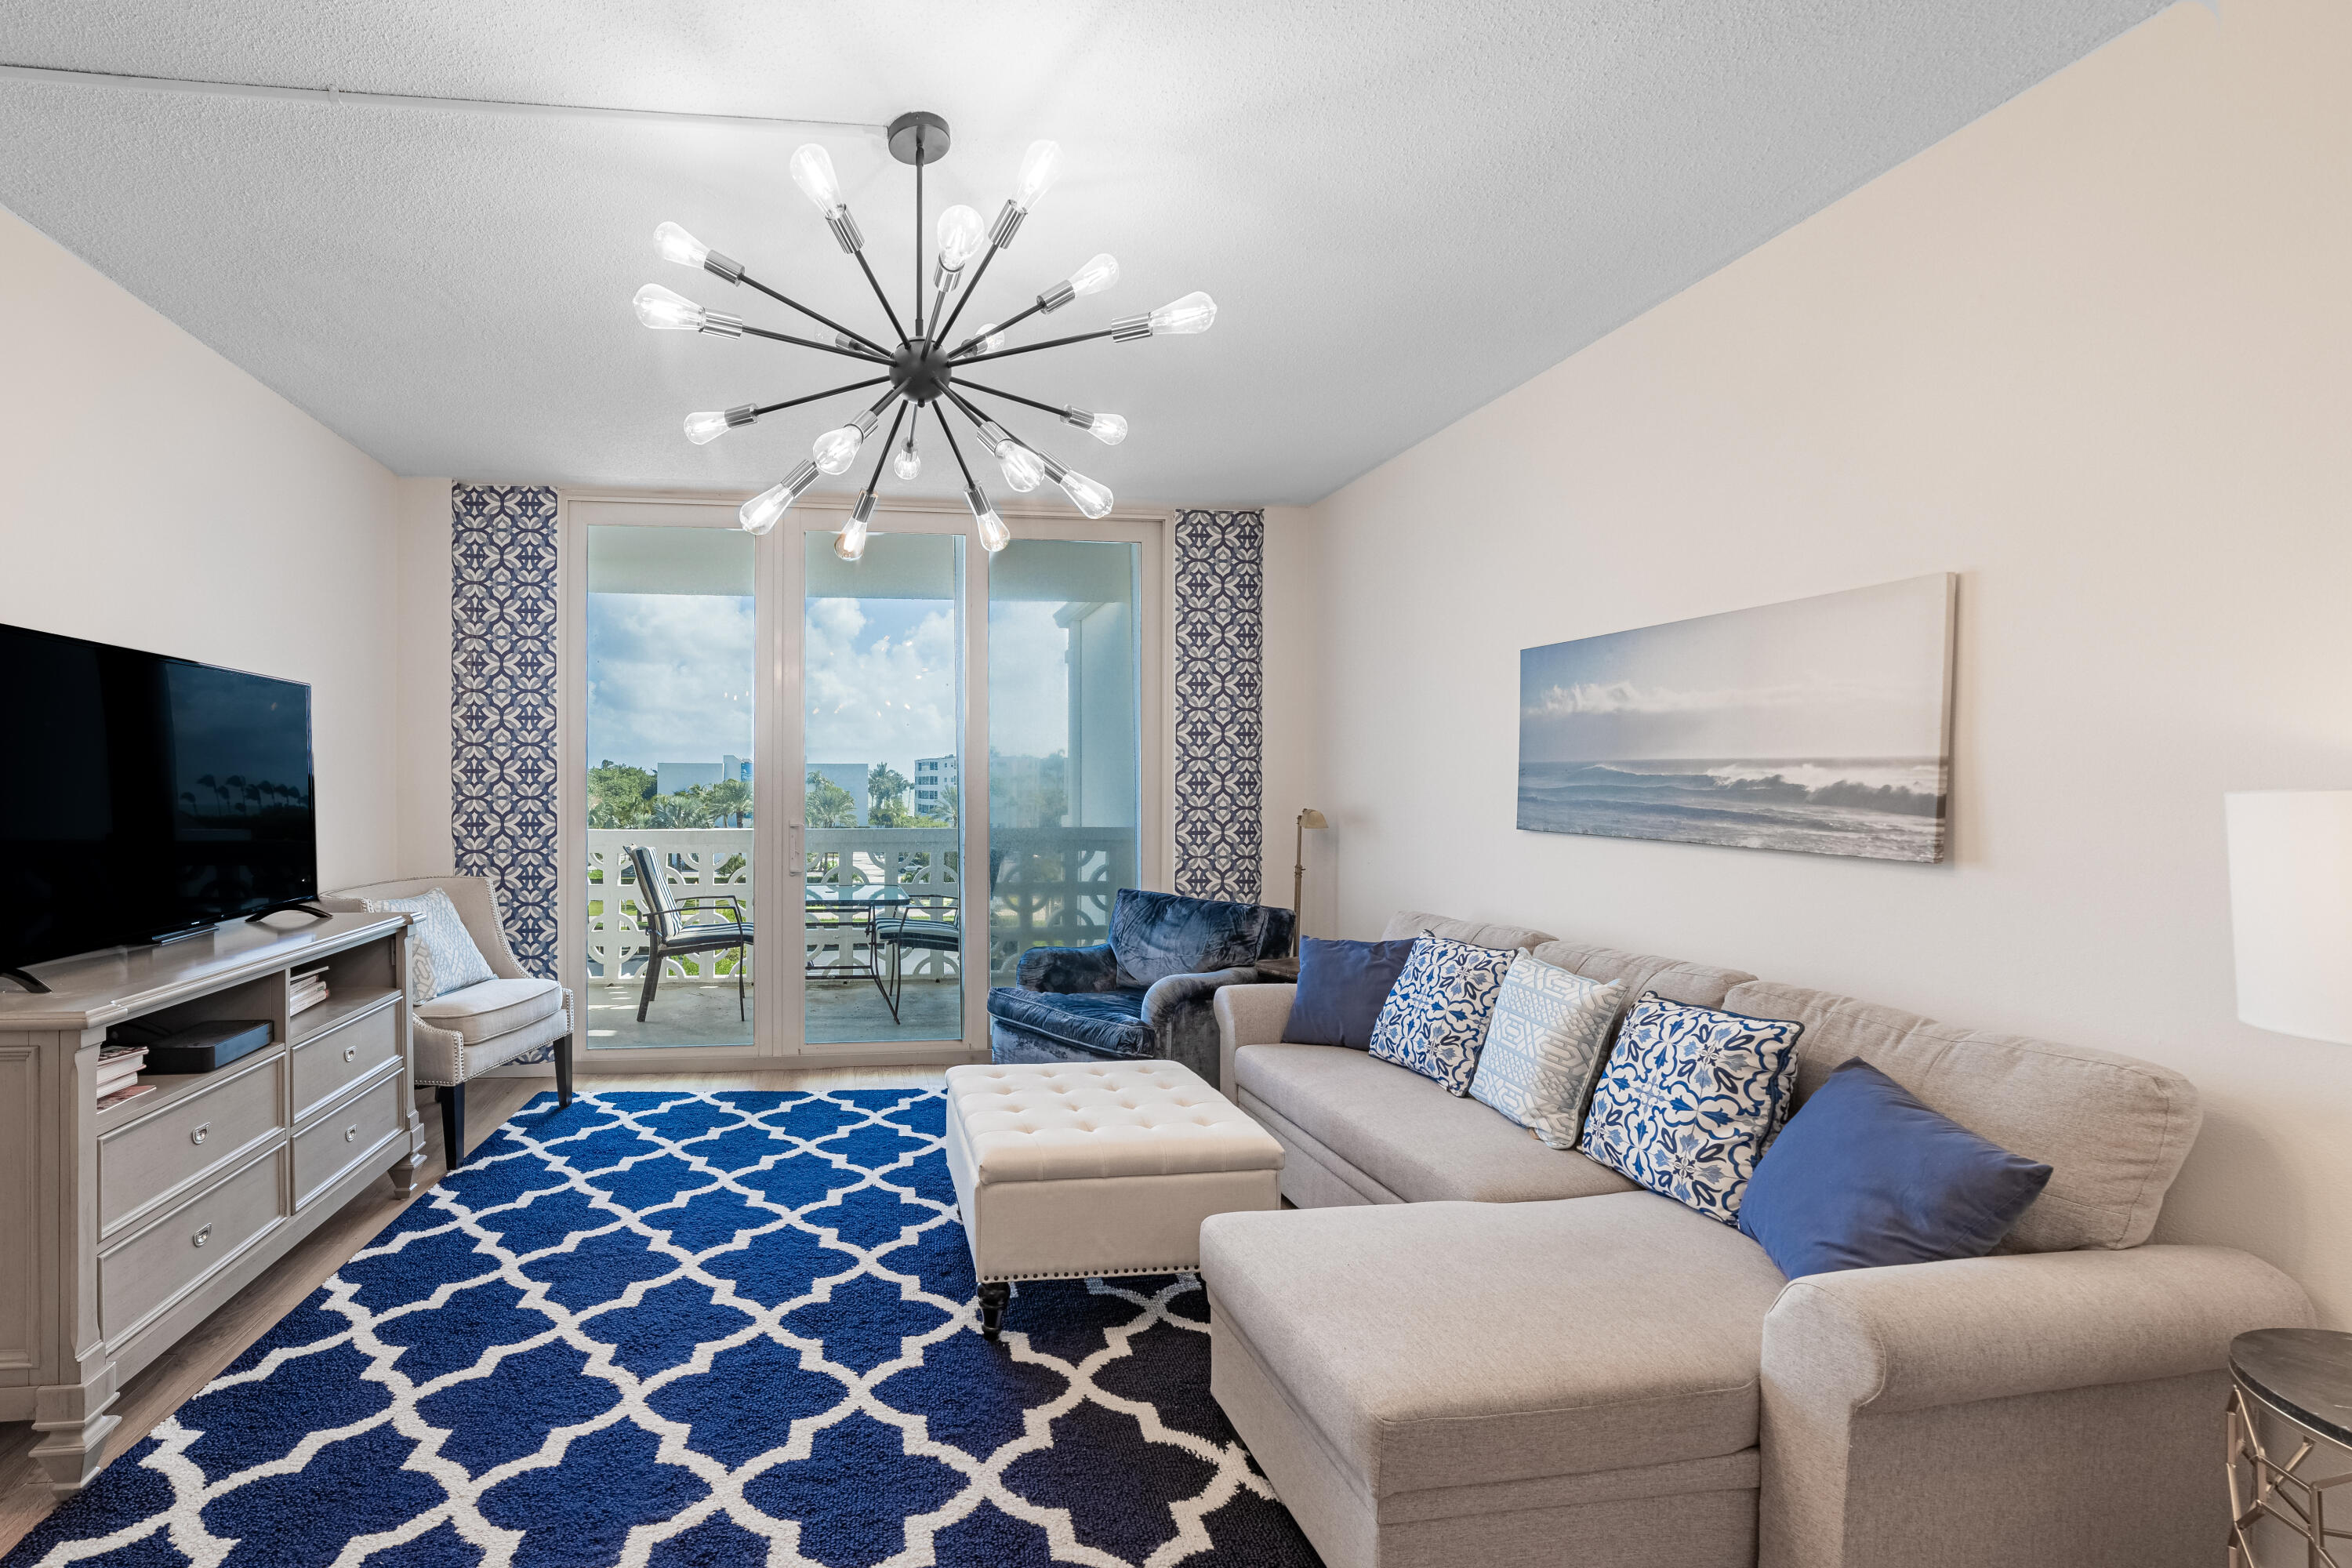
[1292,809,1327,956]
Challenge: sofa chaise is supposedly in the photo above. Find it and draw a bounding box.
[1202,909,2310,1568]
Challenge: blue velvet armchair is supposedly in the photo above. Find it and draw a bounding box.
[986,888,1295,1089]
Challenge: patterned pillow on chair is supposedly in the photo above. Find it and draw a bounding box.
[1468,956,1625,1149]
[1368,934,1515,1095]
[1579,992,1806,1224]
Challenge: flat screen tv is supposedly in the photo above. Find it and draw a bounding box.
[0,622,319,985]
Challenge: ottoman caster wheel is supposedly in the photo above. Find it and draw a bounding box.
[978,1281,1011,1341]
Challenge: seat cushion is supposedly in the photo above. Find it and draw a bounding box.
[945,1061,1283,1184]
[415,976,564,1044]
[1723,981,2201,1252]
[986,985,1154,1058]
[1200,1192,1788,1495]
[1234,1044,1637,1203]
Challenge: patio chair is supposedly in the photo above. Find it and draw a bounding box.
[626,843,754,1022]
[877,893,962,1014]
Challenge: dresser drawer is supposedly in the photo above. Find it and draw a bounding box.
[291,999,401,1123]
[99,1149,284,1345]
[100,1052,285,1236]
[292,1069,404,1210]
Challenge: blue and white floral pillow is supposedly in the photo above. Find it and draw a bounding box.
[1368,934,1515,1095]
[1468,956,1624,1149]
[1578,992,1806,1224]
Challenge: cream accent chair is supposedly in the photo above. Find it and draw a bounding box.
[325,875,573,1167]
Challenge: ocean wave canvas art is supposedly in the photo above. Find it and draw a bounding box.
[1518,573,1955,862]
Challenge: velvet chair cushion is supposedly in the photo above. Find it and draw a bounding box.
[985,985,1155,1059]
[1109,888,1287,986]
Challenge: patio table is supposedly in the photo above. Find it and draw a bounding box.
[804,885,914,1020]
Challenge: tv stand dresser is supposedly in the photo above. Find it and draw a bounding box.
[0,911,423,1491]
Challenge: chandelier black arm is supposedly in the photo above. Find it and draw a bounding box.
[934,403,978,487]
[953,378,1072,421]
[935,242,1002,344]
[950,296,1048,358]
[913,141,925,339]
[750,376,891,418]
[954,327,1119,366]
[741,324,891,363]
[853,250,909,344]
[739,274,892,358]
[866,401,910,492]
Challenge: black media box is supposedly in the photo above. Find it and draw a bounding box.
[119,1020,276,1075]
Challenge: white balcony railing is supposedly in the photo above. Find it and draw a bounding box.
[587,824,1140,986]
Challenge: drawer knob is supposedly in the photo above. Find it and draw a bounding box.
[343,1044,358,1063]
[190,1123,209,1146]
[345,1124,358,1142]
[191,1223,212,1249]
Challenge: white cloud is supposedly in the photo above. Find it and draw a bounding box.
[1523,674,1904,719]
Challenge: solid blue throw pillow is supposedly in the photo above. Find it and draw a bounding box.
[1738,1058,2053,1279]
[1282,937,1419,1051]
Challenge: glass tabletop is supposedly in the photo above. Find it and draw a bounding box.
[803,886,915,908]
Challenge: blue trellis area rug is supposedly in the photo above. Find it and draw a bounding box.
[9,1089,1325,1568]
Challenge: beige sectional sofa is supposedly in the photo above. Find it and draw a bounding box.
[1202,910,2311,1568]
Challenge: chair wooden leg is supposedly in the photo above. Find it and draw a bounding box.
[554,1036,573,1109]
[636,953,661,1022]
[439,1083,466,1169]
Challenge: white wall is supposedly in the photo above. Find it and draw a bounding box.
[0,204,404,891]
[392,477,455,878]
[1292,0,2352,1323]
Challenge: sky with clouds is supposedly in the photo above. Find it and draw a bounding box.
[586,590,1074,782]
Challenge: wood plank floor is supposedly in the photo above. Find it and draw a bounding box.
[0,1068,946,1556]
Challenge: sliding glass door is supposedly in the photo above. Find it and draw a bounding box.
[563,495,1160,1062]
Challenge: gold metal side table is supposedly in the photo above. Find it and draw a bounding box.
[2228,1327,2352,1566]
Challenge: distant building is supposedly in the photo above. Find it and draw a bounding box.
[656,754,750,797]
[915,753,958,816]
[808,761,869,826]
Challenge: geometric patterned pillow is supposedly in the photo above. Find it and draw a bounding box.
[364,887,495,999]
[1367,934,1516,1096]
[1578,992,1806,1224]
[1468,956,1624,1149]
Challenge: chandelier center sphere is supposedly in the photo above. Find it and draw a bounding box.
[891,338,956,405]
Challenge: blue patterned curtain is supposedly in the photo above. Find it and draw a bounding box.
[450,484,560,985]
[1172,509,1265,902]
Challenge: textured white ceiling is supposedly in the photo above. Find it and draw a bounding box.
[0,1,2169,507]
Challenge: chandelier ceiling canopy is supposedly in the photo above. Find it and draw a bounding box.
[634,110,1216,561]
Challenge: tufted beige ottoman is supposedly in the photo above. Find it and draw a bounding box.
[943,1059,1285,1338]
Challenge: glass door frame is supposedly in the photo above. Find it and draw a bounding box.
[782,495,1169,1060]
[558,488,1167,1068]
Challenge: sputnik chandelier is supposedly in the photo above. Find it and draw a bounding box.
[633,110,1217,560]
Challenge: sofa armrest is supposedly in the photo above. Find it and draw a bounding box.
[1760,1244,2311,1568]
[1214,982,1297,1097]
[1140,966,1261,1029]
[1014,942,1121,993]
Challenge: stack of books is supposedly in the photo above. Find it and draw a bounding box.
[96,1044,152,1110]
[290,964,332,1018]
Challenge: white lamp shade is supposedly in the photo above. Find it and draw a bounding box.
[2225,790,2352,1045]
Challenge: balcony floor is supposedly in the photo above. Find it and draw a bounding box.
[583,978,966,1050]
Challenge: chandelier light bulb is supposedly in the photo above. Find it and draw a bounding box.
[812,424,866,475]
[790,143,846,215]
[998,443,1045,492]
[654,223,710,270]
[1086,412,1127,445]
[966,484,1011,554]
[971,322,1007,355]
[935,205,986,272]
[1149,291,1218,336]
[633,283,706,331]
[741,461,819,535]
[837,492,877,561]
[1056,470,1114,519]
[892,433,921,481]
[1014,140,1064,210]
[1069,253,1120,298]
[683,411,731,445]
